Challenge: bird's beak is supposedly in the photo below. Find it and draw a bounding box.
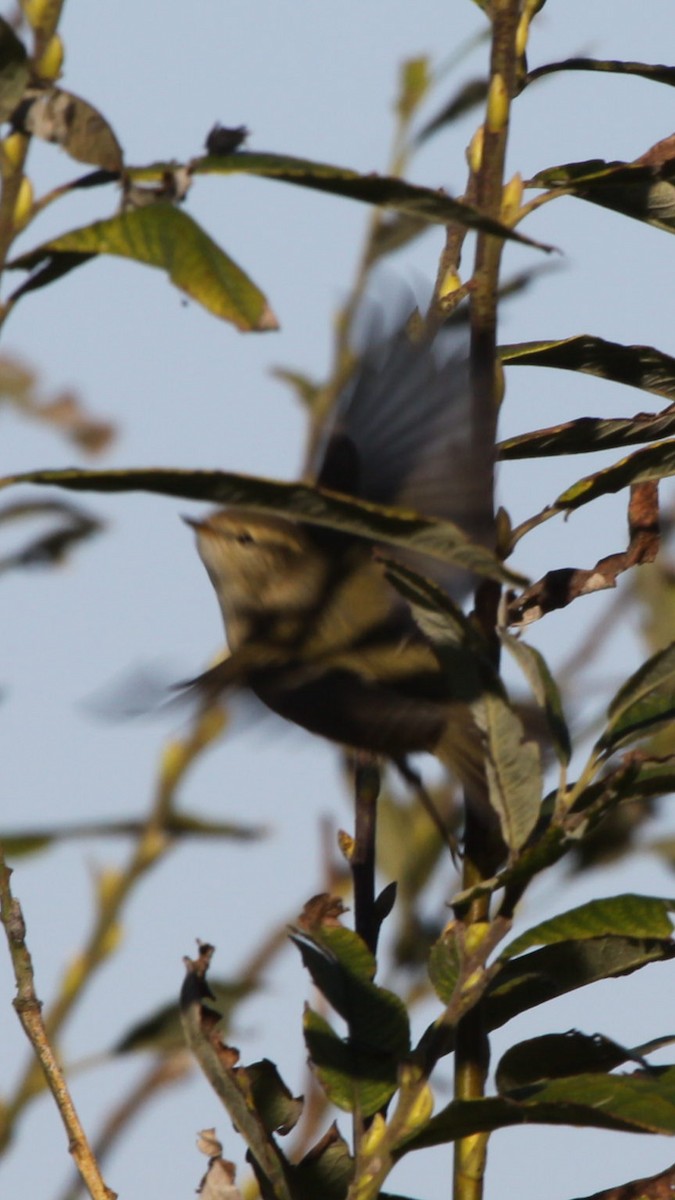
[181,514,202,532]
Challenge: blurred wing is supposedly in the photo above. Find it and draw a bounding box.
[313,308,495,598]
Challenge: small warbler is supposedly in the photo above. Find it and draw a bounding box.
[184,304,497,849]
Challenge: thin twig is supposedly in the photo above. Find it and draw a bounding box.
[0,850,116,1200]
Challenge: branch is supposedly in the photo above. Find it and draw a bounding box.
[0,850,116,1200]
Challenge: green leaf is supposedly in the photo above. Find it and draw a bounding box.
[496,1031,648,1094]
[587,756,675,804]
[598,641,675,753]
[501,632,570,765]
[0,833,53,858]
[0,18,28,122]
[17,86,123,170]
[303,1006,399,1117]
[416,78,489,147]
[421,937,675,1062]
[500,335,675,403]
[400,1067,675,1152]
[500,410,675,460]
[428,926,461,1004]
[527,57,675,89]
[396,56,431,122]
[502,895,675,960]
[292,924,410,1059]
[397,1092,637,1153]
[246,1059,303,1136]
[473,693,542,850]
[183,151,551,249]
[9,207,278,331]
[0,466,525,585]
[554,439,675,510]
[531,144,675,235]
[525,1067,675,1134]
[289,1125,354,1200]
[383,558,485,649]
[484,937,675,1031]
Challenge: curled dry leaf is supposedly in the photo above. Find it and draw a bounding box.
[197,1128,223,1158]
[196,1129,241,1200]
[297,894,349,931]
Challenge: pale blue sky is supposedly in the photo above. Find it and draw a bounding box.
[3,5,675,1199]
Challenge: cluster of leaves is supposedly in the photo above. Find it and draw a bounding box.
[178,891,675,1200]
[3,4,675,1200]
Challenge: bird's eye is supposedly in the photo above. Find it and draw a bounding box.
[235,531,254,546]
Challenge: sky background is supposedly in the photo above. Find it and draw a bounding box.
[3,4,675,1198]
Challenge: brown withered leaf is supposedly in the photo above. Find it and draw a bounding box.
[0,353,115,454]
[297,894,349,932]
[196,1129,242,1200]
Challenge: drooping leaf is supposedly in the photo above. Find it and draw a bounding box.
[597,641,675,754]
[0,466,525,585]
[500,409,675,460]
[472,693,542,850]
[415,77,489,146]
[501,632,571,765]
[554,438,675,511]
[8,207,278,331]
[496,1031,650,1094]
[501,894,675,960]
[0,18,28,122]
[182,151,551,249]
[483,937,675,1033]
[14,86,123,170]
[531,138,675,235]
[0,498,103,573]
[527,57,675,90]
[500,336,675,403]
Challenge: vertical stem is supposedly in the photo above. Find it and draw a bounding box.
[351,756,381,954]
[454,3,522,1199]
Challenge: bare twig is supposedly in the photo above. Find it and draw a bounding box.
[0,850,116,1200]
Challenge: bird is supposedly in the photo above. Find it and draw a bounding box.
[183,299,499,860]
